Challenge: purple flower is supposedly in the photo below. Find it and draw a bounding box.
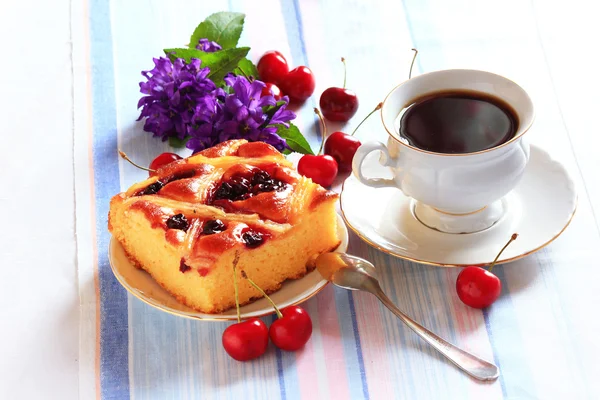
[196,38,222,52]
[186,76,296,153]
[137,56,296,153]
[137,57,216,141]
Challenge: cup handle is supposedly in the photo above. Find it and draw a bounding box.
[352,141,398,188]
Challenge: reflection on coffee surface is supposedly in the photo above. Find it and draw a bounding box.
[399,91,518,154]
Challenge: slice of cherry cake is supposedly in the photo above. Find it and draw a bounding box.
[108,140,340,313]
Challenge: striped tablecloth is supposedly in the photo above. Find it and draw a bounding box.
[72,0,600,398]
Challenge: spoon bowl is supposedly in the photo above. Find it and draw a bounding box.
[316,252,378,291]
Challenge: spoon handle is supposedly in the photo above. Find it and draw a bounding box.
[372,286,499,381]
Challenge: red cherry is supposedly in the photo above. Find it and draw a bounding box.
[261,82,283,100]
[298,108,338,186]
[456,267,502,309]
[322,103,382,172]
[298,154,338,187]
[455,233,518,309]
[319,58,358,122]
[222,318,269,361]
[269,306,313,351]
[324,131,361,172]
[240,272,313,352]
[257,51,289,84]
[279,66,316,103]
[320,88,359,122]
[149,152,182,176]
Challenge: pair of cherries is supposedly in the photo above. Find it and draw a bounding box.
[258,50,359,123]
[306,52,421,181]
[297,57,366,187]
[222,256,313,361]
[258,52,368,188]
[257,51,315,102]
[222,305,312,361]
[297,103,380,187]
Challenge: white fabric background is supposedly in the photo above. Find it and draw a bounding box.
[1,0,600,398]
[0,0,78,399]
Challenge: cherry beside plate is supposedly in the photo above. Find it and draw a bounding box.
[108,214,348,321]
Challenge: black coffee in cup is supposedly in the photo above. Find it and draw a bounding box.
[399,91,518,154]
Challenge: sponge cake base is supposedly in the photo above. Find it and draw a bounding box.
[109,200,340,314]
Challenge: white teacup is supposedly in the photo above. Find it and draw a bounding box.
[352,69,534,234]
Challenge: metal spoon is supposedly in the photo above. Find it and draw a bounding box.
[315,252,499,381]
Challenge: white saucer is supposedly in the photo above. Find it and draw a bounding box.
[340,144,577,267]
[108,214,348,321]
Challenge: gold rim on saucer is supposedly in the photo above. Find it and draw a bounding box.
[340,197,576,268]
[340,144,577,267]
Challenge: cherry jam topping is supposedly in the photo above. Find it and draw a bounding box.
[211,170,287,203]
[166,213,189,231]
[251,170,273,185]
[136,167,203,197]
[251,170,286,193]
[138,181,164,196]
[179,258,191,273]
[202,219,227,235]
[242,231,264,248]
[213,176,252,201]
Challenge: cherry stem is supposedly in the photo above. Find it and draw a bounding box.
[232,251,241,323]
[241,270,283,319]
[409,48,418,79]
[341,57,347,89]
[350,102,383,137]
[488,233,518,272]
[118,150,156,173]
[314,108,327,155]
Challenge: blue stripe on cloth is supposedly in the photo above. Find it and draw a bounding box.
[346,292,370,400]
[483,266,535,399]
[275,331,301,400]
[89,0,131,397]
[289,0,308,65]
[482,306,507,398]
[275,349,287,400]
[111,0,282,398]
[279,0,321,153]
[331,289,369,400]
[272,315,287,400]
[275,1,313,398]
[373,254,438,399]
[409,268,453,394]
[398,1,536,396]
[280,0,307,68]
[280,1,370,398]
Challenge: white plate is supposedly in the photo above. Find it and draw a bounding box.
[109,214,348,320]
[340,144,577,267]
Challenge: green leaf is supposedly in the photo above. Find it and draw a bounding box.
[233,58,259,79]
[164,47,203,63]
[261,100,288,128]
[275,123,314,155]
[164,47,250,83]
[189,12,245,50]
[262,100,286,117]
[168,136,189,148]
